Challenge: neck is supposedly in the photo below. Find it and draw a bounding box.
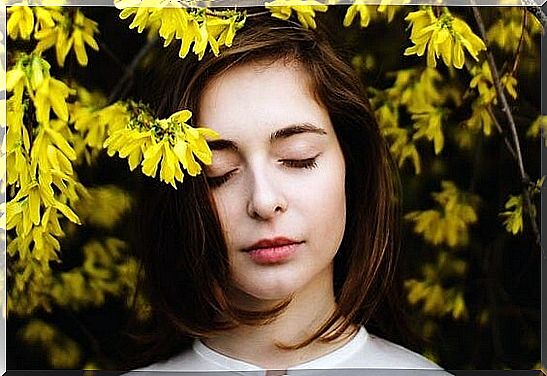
[202,266,358,369]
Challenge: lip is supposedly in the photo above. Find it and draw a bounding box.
[243,237,302,252]
[243,237,304,264]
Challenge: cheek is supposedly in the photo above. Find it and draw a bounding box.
[210,190,244,246]
[300,154,347,239]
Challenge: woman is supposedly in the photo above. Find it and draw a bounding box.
[125,15,448,374]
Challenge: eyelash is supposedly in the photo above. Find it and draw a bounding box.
[206,170,236,188]
[206,156,319,188]
[280,157,318,169]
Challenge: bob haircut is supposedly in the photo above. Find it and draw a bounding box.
[127,14,408,368]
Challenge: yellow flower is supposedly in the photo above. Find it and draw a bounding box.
[7,175,79,239]
[204,13,244,55]
[469,61,518,104]
[151,6,190,47]
[405,252,468,319]
[266,0,328,29]
[343,2,372,28]
[500,195,523,234]
[381,125,421,174]
[29,126,77,191]
[465,102,494,136]
[34,25,73,67]
[72,107,104,149]
[451,18,487,64]
[377,2,403,23]
[501,74,517,99]
[6,96,31,186]
[6,66,27,104]
[104,105,219,188]
[526,115,547,146]
[7,5,34,40]
[405,181,478,247]
[73,186,132,229]
[404,8,486,69]
[411,106,445,155]
[104,127,152,171]
[117,2,244,60]
[120,7,153,33]
[34,7,64,32]
[176,14,203,59]
[34,77,75,125]
[117,0,162,33]
[34,9,99,67]
[70,10,100,66]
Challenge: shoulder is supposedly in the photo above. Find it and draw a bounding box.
[360,332,443,370]
[292,326,449,373]
[125,347,210,373]
[124,341,263,373]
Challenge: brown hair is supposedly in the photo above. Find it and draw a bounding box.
[124,14,409,369]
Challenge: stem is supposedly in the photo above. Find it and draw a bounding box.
[486,106,518,161]
[107,36,158,105]
[98,40,126,72]
[472,7,541,248]
[508,10,527,78]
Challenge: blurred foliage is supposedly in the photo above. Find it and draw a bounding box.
[2,1,543,371]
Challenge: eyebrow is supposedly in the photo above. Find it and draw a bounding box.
[207,123,327,152]
[270,123,327,141]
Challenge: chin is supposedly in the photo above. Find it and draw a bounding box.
[234,275,305,302]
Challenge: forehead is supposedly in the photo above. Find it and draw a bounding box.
[197,60,332,140]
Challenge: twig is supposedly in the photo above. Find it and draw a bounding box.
[472,7,541,249]
[107,36,159,104]
[485,106,518,161]
[98,40,126,72]
[508,10,527,78]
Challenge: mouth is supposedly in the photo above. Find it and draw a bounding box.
[243,237,304,264]
[243,237,303,252]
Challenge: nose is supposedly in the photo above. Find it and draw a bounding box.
[246,166,288,220]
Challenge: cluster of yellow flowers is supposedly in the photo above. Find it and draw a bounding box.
[404,7,486,69]
[370,67,459,173]
[499,177,544,235]
[115,0,246,59]
[20,319,82,368]
[265,0,327,29]
[13,235,138,366]
[343,0,406,28]
[469,61,518,104]
[8,5,99,67]
[466,61,518,136]
[405,251,468,320]
[405,181,478,248]
[526,115,547,146]
[103,102,219,188]
[487,8,543,54]
[4,26,137,318]
[411,106,446,155]
[6,54,82,279]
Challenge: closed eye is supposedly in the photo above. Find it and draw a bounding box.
[280,156,319,169]
[206,169,237,188]
[207,155,320,188]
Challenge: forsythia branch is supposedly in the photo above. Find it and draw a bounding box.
[107,36,158,104]
[472,7,541,248]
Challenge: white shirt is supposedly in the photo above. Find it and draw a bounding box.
[129,327,452,375]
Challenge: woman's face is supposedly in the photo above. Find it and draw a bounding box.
[198,60,346,302]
